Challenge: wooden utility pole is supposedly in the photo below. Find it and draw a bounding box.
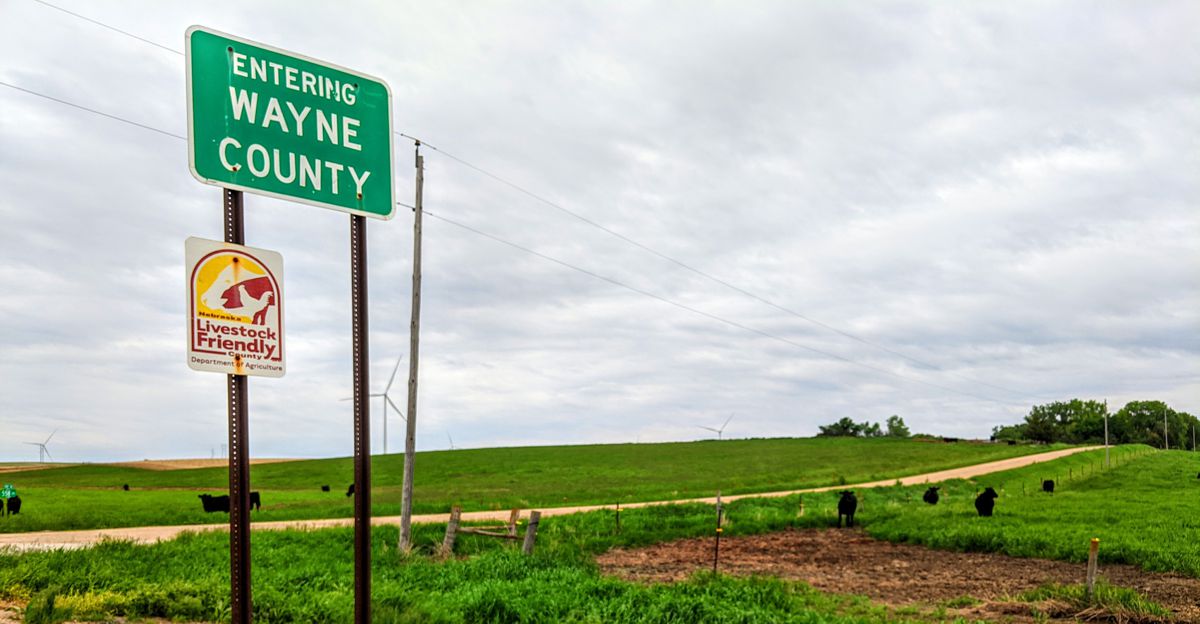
[1164,412,1169,450]
[400,142,424,551]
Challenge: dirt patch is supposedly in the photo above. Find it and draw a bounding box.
[597,529,1199,622]
[107,458,299,470]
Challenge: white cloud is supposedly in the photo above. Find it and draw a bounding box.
[0,1,1196,462]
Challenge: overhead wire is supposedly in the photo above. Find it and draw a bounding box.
[9,1,1036,405]
[25,0,1030,403]
[0,79,1023,407]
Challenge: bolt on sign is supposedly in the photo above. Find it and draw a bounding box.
[186,237,285,377]
[186,26,395,220]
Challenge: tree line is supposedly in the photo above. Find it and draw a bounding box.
[991,399,1199,449]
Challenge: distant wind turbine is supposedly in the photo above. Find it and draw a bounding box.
[698,414,734,440]
[25,429,56,463]
[446,432,456,450]
[342,355,405,454]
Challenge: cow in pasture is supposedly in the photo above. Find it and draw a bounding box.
[922,487,940,505]
[199,494,230,513]
[346,483,355,497]
[1042,480,1055,494]
[122,484,130,491]
[250,491,262,511]
[4,496,21,516]
[942,437,959,443]
[837,491,858,527]
[974,487,998,517]
[321,485,331,492]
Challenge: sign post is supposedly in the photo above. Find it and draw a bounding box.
[186,25,393,624]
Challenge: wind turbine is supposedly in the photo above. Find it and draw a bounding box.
[342,355,405,454]
[698,414,734,440]
[25,430,56,463]
[446,432,456,450]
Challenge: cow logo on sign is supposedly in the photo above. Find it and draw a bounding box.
[186,237,285,377]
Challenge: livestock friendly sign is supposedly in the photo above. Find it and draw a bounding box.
[186,26,395,219]
[186,237,284,377]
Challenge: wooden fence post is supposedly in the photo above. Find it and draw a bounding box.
[522,511,541,555]
[507,508,520,537]
[440,506,461,558]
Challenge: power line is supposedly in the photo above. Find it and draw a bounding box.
[26,0,1032,401]
[422,209,1021,406]
[0,80,186,140]
[31,0,182,56]
[1,79,1021,407]
[413,138,1035,400]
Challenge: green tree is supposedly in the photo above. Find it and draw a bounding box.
[885,415,911,438]
[817,417,862,437]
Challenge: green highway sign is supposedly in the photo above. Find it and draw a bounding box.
[186,26,395,219]
[0,484,15,499]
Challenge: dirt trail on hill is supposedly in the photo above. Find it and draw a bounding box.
[0,446,1100,552]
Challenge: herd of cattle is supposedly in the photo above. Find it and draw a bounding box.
[194,484,355,513]
[835,481,1033,527]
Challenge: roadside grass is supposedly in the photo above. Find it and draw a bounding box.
[0,437,1053,533]
[2,520,986,624]
[1018,581,1172,621]
[862,446,1200,576]
[0,445,1186,622]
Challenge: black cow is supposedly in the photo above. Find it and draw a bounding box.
[321,485,331,492]
[346,483,355,497]
[122,484,130,491]
[1042,480,1055,494]
[974,487,998,517]
[4,496,21,516]
[922,487,940,505]
[837,491,857,527]
[199,494,230,513]
[199,493,260,512]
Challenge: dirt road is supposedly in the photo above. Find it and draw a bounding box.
[0,446,1100,552]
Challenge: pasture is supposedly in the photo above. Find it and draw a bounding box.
[0,437,1049,533]
[2,444,1196,623]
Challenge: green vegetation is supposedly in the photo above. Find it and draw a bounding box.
[993,398,1199,448]
[1,506,985,624]
[0,437,1049,533]
[816,415,911,438]
[1019,581,1171,620]
[864,446,1200,577]
[1,444,1191,623]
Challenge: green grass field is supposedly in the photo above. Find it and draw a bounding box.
[1,443,1192,623]
[0,437,1051,533]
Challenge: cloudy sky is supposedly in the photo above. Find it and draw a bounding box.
[1,1,1196,463]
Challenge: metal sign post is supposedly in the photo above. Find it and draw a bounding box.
[349,213,371,624]
[223,189,252,624]
[186,26,394,623]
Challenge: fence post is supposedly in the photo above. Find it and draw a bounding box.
[440,506,461,558]
[615,502,621,534]
[522,511,541,555]
[507,508,520,537]
[1086,538,1100,599]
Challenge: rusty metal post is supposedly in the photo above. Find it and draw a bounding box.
[350,214,371,624]
[713,491,724,574]
[223,188,251,624]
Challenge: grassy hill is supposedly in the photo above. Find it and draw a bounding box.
[0,437,1051,532]
[0,445,1190,624]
